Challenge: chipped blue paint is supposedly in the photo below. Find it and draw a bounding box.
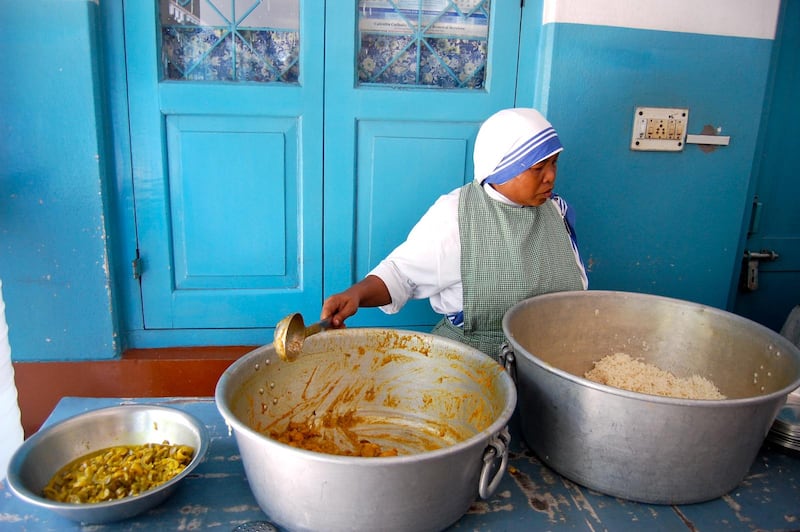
[1,397,797,531]
[0,1,118,361]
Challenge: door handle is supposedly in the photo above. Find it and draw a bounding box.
[743,250,779,291]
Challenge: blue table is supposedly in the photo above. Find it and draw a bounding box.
[1,397,798,531]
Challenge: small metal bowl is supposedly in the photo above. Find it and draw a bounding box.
[5,404,208,524]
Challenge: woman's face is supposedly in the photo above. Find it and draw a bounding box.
[492,153,559,207]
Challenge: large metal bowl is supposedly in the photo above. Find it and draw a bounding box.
[502,290,800,505]
[5,404,208,524]
[216,328,516,532]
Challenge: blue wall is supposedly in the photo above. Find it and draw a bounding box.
[532,24,771,308]
[0,1,118,361]
[0,2,777,361]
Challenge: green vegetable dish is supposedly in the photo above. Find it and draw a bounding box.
[42,442,194,504]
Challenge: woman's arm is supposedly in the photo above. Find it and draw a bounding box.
[320,275,391,328]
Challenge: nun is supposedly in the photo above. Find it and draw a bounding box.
[321,107,588,359]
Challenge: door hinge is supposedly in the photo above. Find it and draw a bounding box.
[132,250,143,280]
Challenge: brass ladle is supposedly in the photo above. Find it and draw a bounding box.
[273,312,332,362]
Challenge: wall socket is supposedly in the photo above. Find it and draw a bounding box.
[630,107,689,151]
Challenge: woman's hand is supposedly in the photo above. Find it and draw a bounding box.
[321,291,359,328]
[321,275,391,328]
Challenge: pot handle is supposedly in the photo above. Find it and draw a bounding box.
[478,426,511,499]
[498,342,517,384]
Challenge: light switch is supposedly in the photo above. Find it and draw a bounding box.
[630,107,689,151]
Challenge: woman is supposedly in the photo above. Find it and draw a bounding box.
[321,108,588,359]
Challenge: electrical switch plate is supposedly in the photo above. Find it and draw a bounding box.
[630,107,689,151]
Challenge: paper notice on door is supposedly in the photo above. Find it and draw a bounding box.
[359,0,489,39]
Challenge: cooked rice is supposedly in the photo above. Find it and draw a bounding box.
[584,353,726,400]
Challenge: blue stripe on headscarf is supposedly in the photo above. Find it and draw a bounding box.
[482,127,563,185]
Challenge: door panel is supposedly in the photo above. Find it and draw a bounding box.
[734,0,800,332]
[324,1,522,328]
[125,1,323,330]
[166,115,296,289]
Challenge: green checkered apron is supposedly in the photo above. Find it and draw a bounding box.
[432,182,584,360]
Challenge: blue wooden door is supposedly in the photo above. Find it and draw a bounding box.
[125,1,520,334]
[125,1,324,330]
[734,0,800,332]
[324,1,522,328]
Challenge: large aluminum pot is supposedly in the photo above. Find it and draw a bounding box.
[215,328,516,532]
[502,290,800,505]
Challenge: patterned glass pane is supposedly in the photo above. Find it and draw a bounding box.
[160,0,300,82]
[357,0,490,89]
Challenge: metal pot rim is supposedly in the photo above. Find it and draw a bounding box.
[215,328,518,463]
[503,290,800,407]
[508,338,800,407]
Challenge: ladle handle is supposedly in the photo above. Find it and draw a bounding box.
[304,318,332,337]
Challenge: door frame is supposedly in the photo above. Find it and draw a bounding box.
[729,0,798,331]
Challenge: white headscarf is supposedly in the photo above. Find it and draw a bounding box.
[473,108,563,185]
